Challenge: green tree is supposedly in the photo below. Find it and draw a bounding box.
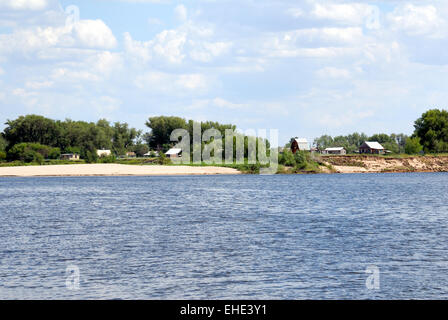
[145,116,188,150]
[3,115,61,148]
[0,134,7,151]
[7,143,53,163]
[112,122,140,155]
[131,144,149,157]
[405,137,423,154]
[279,150,296,166]
[414,109,448,152]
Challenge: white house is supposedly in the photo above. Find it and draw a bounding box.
[165,148,182,158]
[97,149,112,157]
[143,151,159,157]
[322,147,347,155]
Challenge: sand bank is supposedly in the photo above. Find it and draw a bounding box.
[322,155,448,173]
[0,164,240,177]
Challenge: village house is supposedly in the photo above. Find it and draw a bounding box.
[291,138,310,154]
[143,151,159,157]
[97,149,112,157]
[126,151,136,158]
[322,147,347,155]
[165,148,182,159]
[359,141,385,155]
[60,153,80,161]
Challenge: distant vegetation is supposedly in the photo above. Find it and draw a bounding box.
[0,109,447,168]
[312,133,409,154]
[310,108,448,155]
[0,115,270,167]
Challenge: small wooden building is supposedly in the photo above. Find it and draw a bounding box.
[165,148,182,159]
[359,141,385,155]
[126,152,136,158]
[291,138,310,154]
[60,153,80,161]
[322,147,346,155]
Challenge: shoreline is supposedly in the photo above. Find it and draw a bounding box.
[1,155,448,177]
[322,155,448,174]
[0,164,241,177]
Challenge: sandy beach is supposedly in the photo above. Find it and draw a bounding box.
[0,164,241,177]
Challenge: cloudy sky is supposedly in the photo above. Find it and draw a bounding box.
[0,0,447,144]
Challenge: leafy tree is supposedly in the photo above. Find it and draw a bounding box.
[0,151,6,161]
[368,133,394,144]
[0,135,7,151]
[145,116,188,150]
[112,122,140,155]
[405,137,423,154]
[3,115,61,148]
[7,143,53,163]
[131,144,149,157]
[414,109,448,152]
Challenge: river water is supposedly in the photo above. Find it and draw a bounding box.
[0,173,447,299]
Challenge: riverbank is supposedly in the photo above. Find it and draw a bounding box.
[0,163,241,177]
[322,155,448,173]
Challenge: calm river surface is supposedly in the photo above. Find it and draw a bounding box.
[1,173,448,299]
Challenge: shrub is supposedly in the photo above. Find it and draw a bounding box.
[7,143,52,163]
[84,150,98,164]
[99,155,116,163]
[0,151,6,161]
[405,137,423,155]
[156,152,171,165]
[49,147,61,159]
[279,150,296,166]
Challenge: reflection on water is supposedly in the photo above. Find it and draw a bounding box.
[0,173,448,299]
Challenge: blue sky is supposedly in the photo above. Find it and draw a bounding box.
[0,0,447,144]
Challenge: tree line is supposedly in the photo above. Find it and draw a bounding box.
[1,109,447,164]
[0,114,270,164]
[311,109,448,154]
[0,115,143,163]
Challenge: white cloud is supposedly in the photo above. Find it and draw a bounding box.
[91,96,121,115]
[72,20,117,49]
[316,67,351,79]
[0,0,49,11]
[212,97,247,109]
[388,4,446,38]
[286,7,303,18]
[0,19,117,56]
[25,80,54,89]
[51,68,101,82]
[189,40,232,62]
[174,4,188,22]
[124,21,230,65]
[311,2,377,26]
[285,27,364,44]
[124,29,186,64]
[134,72,210,93]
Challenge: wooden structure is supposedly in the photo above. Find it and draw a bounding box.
[322,147,346,155]
[291,138,310,154]
[359,141,385,154]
